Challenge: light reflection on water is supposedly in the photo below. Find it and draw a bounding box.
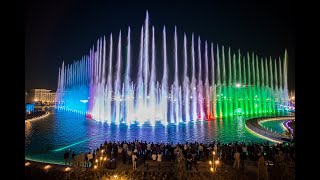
[25,110,270,164]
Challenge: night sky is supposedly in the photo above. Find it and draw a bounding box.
[25,0,295,91]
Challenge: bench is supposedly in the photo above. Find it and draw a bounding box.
[146,160,173,170]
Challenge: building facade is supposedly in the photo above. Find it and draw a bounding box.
[28,89,57,105]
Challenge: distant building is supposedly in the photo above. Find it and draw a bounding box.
[28,89,57,105]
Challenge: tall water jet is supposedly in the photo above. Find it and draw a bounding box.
[269,58,275,113]
[274,58,279,114]
[56,12,291,125]
[278,57,284,114]
[143,11,149,114]
[261,57,266,114]
[283,50,289,112]
[221,46,228,117]
[190,34,197,120]
[227,48,233,117]
[174,26,179,123]
[216,45,222,118]
[149,26,156,125]
[178,86,183,123]
[237,50,243,115]
[170,85,174,123]
[136,26,144,124]
[104,34,113,124]
[251,53,257,115]
[183,33,190,123]
[125,27,134,125]
[204,41,210,119]
[197,36,204,119]
[243,56,249,115]
[246,53,252,115]
[265,58,271,113]
[161,26,168,125]
[114,31,122,125]
[211,43,216,118]
[233,52,238,115]
[255,56,261,114]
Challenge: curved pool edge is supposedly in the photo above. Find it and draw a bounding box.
[25,111,51,122]
[245,116,295,143]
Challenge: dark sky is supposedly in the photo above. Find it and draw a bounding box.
[25,0,295,91]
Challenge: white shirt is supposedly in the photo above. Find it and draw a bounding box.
[242,146,247,153]
[152,154,157,161]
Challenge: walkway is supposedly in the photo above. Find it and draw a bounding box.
[25,159,258,179]
[245,116,295,143]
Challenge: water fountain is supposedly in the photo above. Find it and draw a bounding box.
[56,11,290,126]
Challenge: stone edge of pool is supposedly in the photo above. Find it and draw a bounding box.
[245,116,295,143]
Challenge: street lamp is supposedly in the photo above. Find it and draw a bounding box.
[212,151,216,172]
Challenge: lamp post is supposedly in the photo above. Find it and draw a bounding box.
[210,151,220,173]
[212,151,216,172]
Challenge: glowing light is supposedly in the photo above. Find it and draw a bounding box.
[95,159,98,163]
[94,165,97,169]
[209,161,212,165]
[52,134,102,152]
[210,167,214,172]
[65,167,71,171]
[25,112,50,122]
[44,165,51,170]
[215,160,219,165]
[25,162,31,166]
[236,83,241,88]
[104,157,107,161]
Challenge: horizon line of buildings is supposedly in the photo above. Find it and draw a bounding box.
[25,89,57,105]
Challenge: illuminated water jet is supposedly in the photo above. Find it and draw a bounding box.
[56,11,290,125]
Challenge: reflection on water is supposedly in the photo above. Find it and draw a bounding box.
[25,110,270,164]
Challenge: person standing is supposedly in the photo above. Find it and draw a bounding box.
[186,153,193,171]
[233,150,240,169]
[132,153,137,170]
[71,151,76,166]
[157,152,162,162]
[64,151,69,165]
